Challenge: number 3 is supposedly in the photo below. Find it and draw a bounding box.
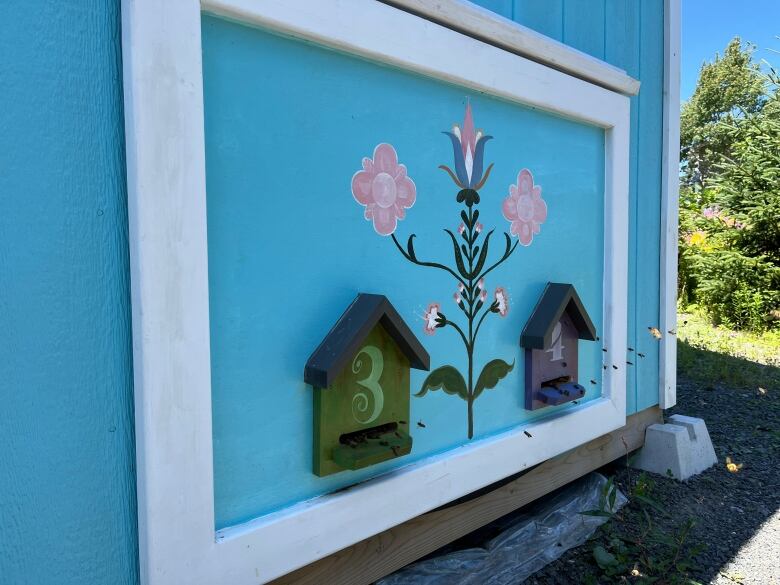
[351,345,385,424]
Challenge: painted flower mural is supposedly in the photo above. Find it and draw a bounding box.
[502,169,547,246]
[440,103,494,195]
[351,143,417,236]
[350,103,548,438]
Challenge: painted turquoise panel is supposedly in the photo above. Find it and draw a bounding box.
[203,15,606,528]
[513,0,563,41]
[605,0,642,415]
[471,0,513,18]
[563,0,606,60]
[0,2,138,584]
[505,1,667,414]
[634,0,665,411]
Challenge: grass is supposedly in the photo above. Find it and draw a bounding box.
[677,309,780,389]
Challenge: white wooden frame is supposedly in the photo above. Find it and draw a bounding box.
[659,0,681,409]
[122,1,630,583]
[382,0,641,96]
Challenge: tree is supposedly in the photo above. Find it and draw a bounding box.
[678,39,780,331]
[680,38,765,187]
[712,91,780,265]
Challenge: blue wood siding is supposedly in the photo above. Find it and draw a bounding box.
[474,0,667,414]
[0,2,138,584]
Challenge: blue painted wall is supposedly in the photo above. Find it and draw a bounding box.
[0,2,138,584]
[472,0,667,413]
[203,15,607,527]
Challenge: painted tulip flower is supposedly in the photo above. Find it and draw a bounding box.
[440,103,493,193]
[351,143,417,236]
[502,169,547,246]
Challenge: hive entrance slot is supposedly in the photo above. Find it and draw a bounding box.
[536,377,585,407]
[541,375,572,388]
[332,422,412,471]
[339,422,399,446]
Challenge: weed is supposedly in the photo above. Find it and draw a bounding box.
[580,473,705,584]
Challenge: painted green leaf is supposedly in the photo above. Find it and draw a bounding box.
[473,359,514,400]
[444,229,469,278]
[470,230,493,277]
[415,365,468,400]
[406,234,418,261]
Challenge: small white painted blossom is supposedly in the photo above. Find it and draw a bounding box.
[495,287,509,317]
[423,303,441,335]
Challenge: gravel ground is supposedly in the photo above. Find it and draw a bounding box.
[524,362,780,584]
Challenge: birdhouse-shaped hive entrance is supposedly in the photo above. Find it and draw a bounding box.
[305,294,430,477]
[520,283,597,410]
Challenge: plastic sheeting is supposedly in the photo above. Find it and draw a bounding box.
[377,472,626,585]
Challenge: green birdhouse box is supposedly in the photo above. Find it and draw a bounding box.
[305,294,430,477]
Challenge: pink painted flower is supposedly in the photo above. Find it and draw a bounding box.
[479,289,488,303]
[458,223,466,235]
[494,287,509,317]
[477,278,485,291]
[453,292,463,306]
[351,143,416,236]
[457,282,465,293]
[475,222,483,234]
[423,303,441,335]
[502,169,547,246]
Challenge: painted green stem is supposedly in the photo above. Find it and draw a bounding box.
[393,189,518,438]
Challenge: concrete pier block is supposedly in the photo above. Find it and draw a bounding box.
[632,414,717,480]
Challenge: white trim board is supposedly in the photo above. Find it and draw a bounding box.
[122,1,631,583]
[659,0,681,409]
[381,0,641,96]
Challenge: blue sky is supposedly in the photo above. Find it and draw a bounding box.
[682,0,780,101]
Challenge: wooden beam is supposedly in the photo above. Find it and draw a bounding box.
[271,406,662,585]
[380,0,640,96]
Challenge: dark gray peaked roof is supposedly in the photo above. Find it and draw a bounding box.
[520,282,597,350]
[304,293,430,388]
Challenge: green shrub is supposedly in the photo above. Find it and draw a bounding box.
[694,250,780,331]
